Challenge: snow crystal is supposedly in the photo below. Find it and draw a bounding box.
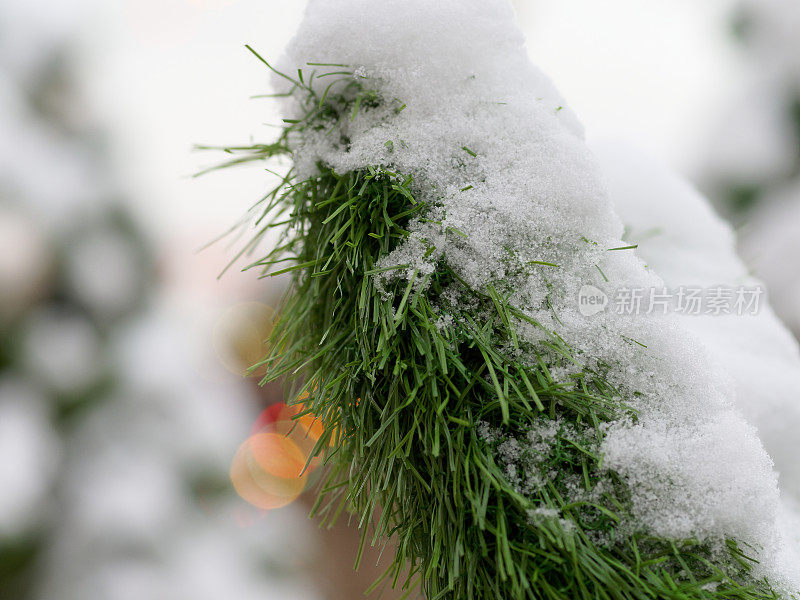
[478,419,562,501]
[281,0,799,589]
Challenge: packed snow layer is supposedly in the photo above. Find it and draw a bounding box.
[594,141,800,500]
[594,139,800,582]
[280,0,799,587]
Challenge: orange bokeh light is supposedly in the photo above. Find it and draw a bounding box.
[230,432,308,511]
[231,393,344,511]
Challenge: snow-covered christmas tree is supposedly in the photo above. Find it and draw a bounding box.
[214,0,800,598]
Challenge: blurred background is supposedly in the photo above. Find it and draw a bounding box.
[0,1,798,599]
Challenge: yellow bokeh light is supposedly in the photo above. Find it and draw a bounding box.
[213,301,275,378]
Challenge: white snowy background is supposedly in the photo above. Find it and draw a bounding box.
[1,0,798,598]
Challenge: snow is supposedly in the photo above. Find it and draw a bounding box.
[0,379,60,537]
[282,0,800,589]
[21,308,106,395]
[594,140,800,583]
[702,88,797,191]
[594,140,800,505]
[64,227,146,319]
[735,0,800,83]
[740,181,800,337]
[699,0,800,202]
[0,75,106,233]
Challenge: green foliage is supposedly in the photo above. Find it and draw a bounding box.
[207,52,790,600]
